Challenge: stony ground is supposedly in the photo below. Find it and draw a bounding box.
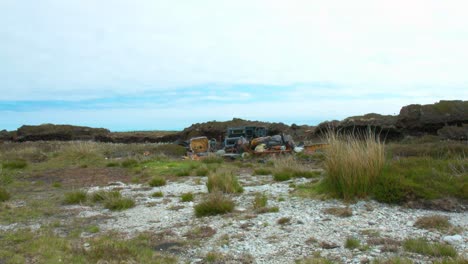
[2,173,466,263]
[63,174,468,264]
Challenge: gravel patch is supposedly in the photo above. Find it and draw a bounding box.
[76,175,468,263]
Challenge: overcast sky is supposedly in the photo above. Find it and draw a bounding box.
[1,0,467,131]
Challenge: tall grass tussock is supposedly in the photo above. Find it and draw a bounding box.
[322,130,385,200]
[206,169,243,194]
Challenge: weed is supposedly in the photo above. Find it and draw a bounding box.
[254,168,272,175]
[194,192,235,217]
[256,206,279,214]
[277,217,291,225]
[148,176,166,187]
[180,192,194,202]
[278,196,285,202]
[152,191,164,198]
[345,237,361,249]
[322,130,385,200]
[0,187,10,202]
[323,207,352,217]
[414,215,452,232]
[63,190,87,204]
[296,256,333,264]
[51,182,62,188]
[2,159,28,169]
[206,169,243,194]
[403,238,457,257]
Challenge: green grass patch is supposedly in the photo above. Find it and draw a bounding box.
[180,192,194,202]
[151,191,164,197]
[374,157,468,203]
[148,176,166,187]
[207,169,243,194]
[201,155,224,164]
[195,166,210,176]
[403,238,457,257]
[2,159,28,169]
[345,237,361,249]
[253,168,272,175]
[103,196,135,211]
[0,187,11,202]
[194,192,235,217]
[121,159,139,168]
[253,192,268,209]
[273,170,292,181]
[63,190,87,204]
[0,229,177,263]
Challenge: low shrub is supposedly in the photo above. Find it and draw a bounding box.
[2,159,28,169]
[194,192,235,217]
[180,192,194,202]
[0,187,11,202]
[148,176,166,187]
[403,238,457,257]
[206,170,243,194]
[63,190,87,204]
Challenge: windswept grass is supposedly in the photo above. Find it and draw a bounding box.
[321,130,385,200]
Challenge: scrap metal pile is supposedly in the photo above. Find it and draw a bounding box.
[185,126,326,160]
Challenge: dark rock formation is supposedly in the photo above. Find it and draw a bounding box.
[396,100,468,135]
[16,124,110,142]
[314,100,467,141]
[315,114,401,140]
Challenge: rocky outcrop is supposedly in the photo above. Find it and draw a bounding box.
[16,124,110,142]
[315,114,401,140]
[314,100,468,141]
[396,100,468,135]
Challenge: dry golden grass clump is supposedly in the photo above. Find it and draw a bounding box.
[323,206,353,218]
[323,130,385,200]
